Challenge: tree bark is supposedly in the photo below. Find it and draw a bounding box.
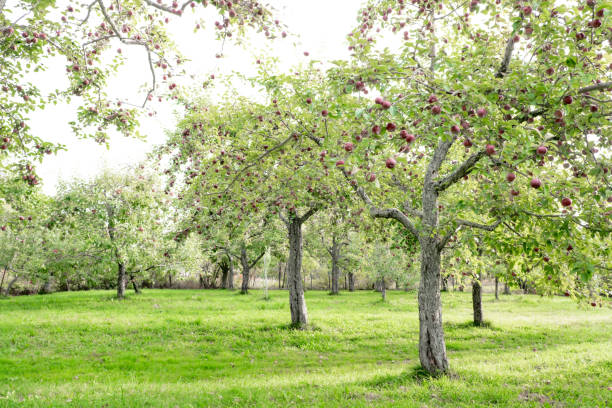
[503,282,510,295]
[381,277,386,301]
[494,277,499,300]
[348,272,355,291]
[417,238,449,374]
[286,218,308,327]
[472,274,483,326]
[330,236,340,295]
[117,262,126,299]
[240,245,250,294]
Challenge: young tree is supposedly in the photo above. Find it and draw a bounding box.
[55,167,171,298]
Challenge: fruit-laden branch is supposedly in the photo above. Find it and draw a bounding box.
[438,218,502,249]
[79,1,98,25]
[433,149,487,192]
[202,133,294,197]
[298,207,319,224]
[342,170,419,238]
[578,81,612,94]
[143,0,192,15]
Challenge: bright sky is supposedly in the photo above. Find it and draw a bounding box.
[28,0,363,195]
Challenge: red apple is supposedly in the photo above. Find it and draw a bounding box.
[536,145,547,155]
[506,173,516,182]
[344,142,354,152]
[476,107,487,118]
[563,95,573,105]
[530,178,542,188]
[431,105,442,115]
[385,157,397,169]
[561,197,572,207]
[485,144,496,155]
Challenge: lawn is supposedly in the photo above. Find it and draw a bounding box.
[0,289,610,407]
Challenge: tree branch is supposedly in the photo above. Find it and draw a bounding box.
[578,81,612,94]
[249,250,266,269]
[342,170,419,237]
[496,36,515,78]
[433,149,486,192]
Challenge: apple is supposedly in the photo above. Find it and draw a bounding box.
[506,172,516,182]
[381,100,392,109]
[431,105,442,115]
[385,157,397,169]
[386,122,396,132]
[375,97,383,105]
[463,138,473,147]
[344,142,354,152]
[428,95,438,103]
[372,125,381,135]
[406,134,415,143]
[561,197,572,207]
[335,160,345,167]
[306,98,312,104]
[536,145,547,155]
[399,129,408,139]
[485,144,496,155]
[563,95,573,105]
[367,173,376,182]
[530,178,542,188]
[450,125,460,133]
[0,226,6,231]
[321,110,328,117]
[476,107,487,118]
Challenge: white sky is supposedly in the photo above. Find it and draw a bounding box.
[29,0,362,195]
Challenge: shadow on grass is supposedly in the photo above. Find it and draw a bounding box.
[444,320,498,330]
[364,365,452,389]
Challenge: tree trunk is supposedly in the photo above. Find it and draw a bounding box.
[344,274,348,290]
[348,272,355,291]
[381,277,386,301]
[220,263,229,288]
[278,264,282,289]
[441,276,448,292]
[494,277,499,300]
[503,282,510,295]
[472,274,483,326]
[287,219,308,327]
[117,262,126,299]
[41,275,53,294]
[330,237,340,295]
[240,245,250,294]
[5,275,18,296]
[227,254,234,290]
[167,273,172,288]
[0,267,7,295]
[417,238,449,374]
[132,277,141,294]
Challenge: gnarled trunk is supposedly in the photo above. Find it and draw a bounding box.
[348,272,355,291]
[117,262,126,299]
[381,277,386,301]
[472,274,483,326]
[417,238,449,374]
[287,219,308,327]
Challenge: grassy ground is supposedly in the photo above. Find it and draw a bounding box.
[0,289,610,407]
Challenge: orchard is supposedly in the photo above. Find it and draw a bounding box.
[0,0,610,406]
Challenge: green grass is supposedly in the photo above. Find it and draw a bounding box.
[0,289,610,407]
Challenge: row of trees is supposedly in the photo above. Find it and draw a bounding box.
[1,0,610,377]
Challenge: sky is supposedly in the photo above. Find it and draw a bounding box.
[27,0,363,195]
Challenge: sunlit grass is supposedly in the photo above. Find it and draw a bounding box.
[0,289,610,407]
